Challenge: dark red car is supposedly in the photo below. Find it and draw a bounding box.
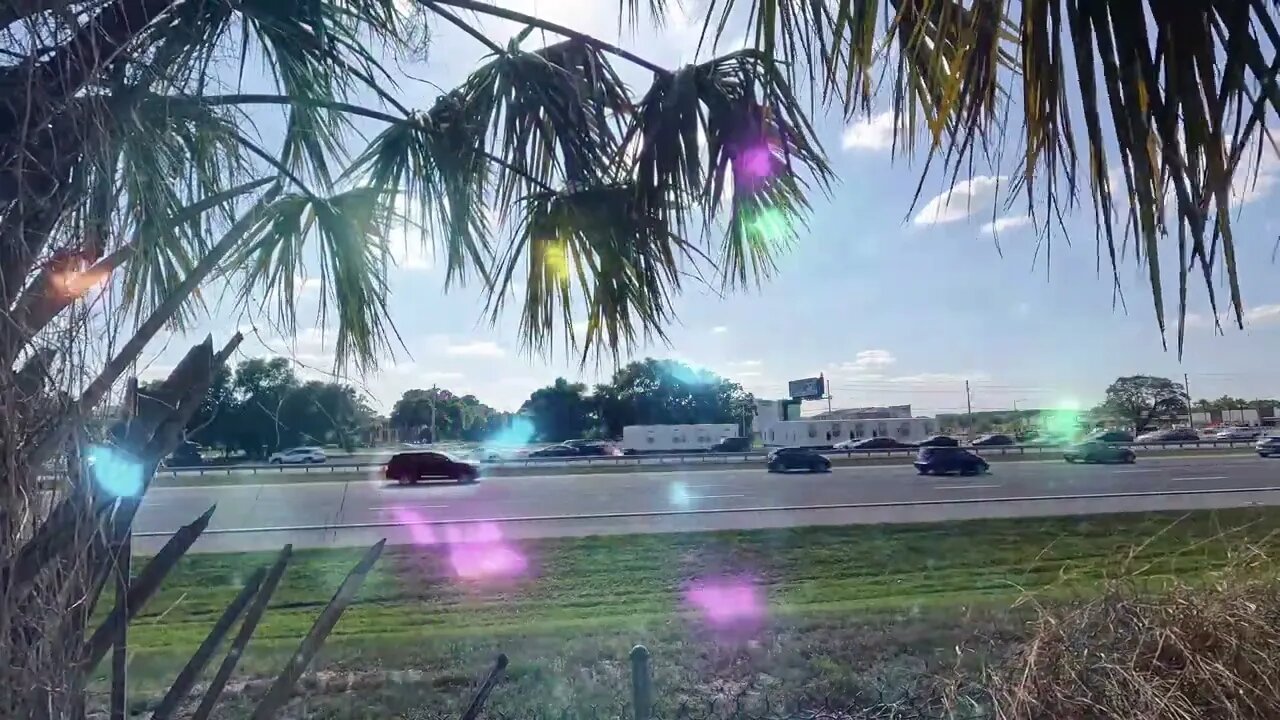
[385,451,479,485]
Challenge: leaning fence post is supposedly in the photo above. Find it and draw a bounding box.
[630,644,652,720]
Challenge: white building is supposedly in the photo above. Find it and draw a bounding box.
[752,399,938,447]
[621,424,738,453]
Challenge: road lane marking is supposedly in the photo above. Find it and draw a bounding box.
[693,494,746,499]
[1171,476,1229,481]
[371,504,447,511]
[1113,469,1160,474]
[934,484,999,490]
[135,484,1280,537]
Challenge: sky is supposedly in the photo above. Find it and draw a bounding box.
[134,0,1280,417]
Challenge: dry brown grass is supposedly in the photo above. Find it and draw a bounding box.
[982,554,1280,720]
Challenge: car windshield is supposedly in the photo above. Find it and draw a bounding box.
[22,12,1280,720]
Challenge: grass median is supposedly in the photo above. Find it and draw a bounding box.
[147,447,1261,488]
[104,507,1280,717]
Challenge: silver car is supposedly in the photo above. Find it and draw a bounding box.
[268,446,327,464]
[1257,436,1280,458]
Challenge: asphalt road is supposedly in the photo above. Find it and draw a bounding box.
[131,454,1280,553]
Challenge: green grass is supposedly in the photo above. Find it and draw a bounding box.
[106,509,1280,718]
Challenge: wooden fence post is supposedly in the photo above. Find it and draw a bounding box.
[630,644,652,720]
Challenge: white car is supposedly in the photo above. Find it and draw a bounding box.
[1215,427,1260,441]
[268,446,327,464]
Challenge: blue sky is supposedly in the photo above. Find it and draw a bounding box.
[138,0,1280,415]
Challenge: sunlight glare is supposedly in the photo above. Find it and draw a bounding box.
[746,207,792,242]
[390,509,528,581]
[86,445,144,497]
[685,576,766,628]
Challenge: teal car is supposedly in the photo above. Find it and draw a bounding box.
[1064,441,1136,464]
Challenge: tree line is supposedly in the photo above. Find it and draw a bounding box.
[390,357,754,444]
[145,357,377,459]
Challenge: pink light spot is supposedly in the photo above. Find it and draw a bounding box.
[388,511,529,582]
[736,145,775,183]
[685,577,766,628]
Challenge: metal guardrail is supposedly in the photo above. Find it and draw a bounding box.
[153,439,1264,477]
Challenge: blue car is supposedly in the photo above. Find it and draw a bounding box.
[913,446,989,476]
[766,447,832,473]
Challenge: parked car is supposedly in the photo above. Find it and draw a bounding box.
[766,447,831,473]
[268,446,326,464]
[1257,436,1280,458]
[1215,426,1261,440]
[163,441,204,468]
[1063,441,1136,464]
[385,451,479,485]
[918,435,960,447]
[837,436,914,450]
[710,436,752,452]
[1135,428,1200,443]
[913,447,989,476]
[971,434,1015,447]
[528,444,580,458]
[1089,430,1135,443]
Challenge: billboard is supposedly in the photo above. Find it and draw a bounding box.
[788,375,826,401]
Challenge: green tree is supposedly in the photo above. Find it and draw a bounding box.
[1103,376,1189,431]
[521,378,593,442]
[390,387,509,442]
[594,358,754,437]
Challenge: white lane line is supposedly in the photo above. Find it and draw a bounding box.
[1171,476,1229,481]
[1113,469,1160,474]
[934,484,999,490]
[693,494,746,499]
[370,504,447,511]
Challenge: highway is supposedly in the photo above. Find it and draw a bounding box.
[132,454,1280,553]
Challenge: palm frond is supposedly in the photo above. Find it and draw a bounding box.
[623,49,833,289]
[683,0,1280,353]
[107,95,250,326]
[489,184,695,364]
[230,188,398,371]
[462,37,630,210]
[344,96,492,288]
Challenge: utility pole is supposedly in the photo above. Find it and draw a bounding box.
[1183,373,1195,428]
[429,384,438,444]
[965,380,973,439]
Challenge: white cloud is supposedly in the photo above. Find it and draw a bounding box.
[912,175,1005,226]
[1013,302,1032,318]
[1245,304,1280,326]
[444,340,505,358]
[293,275,322,293]
[1228,138,1280,207]
[389,233,436,271]
[711,325,729,334]
[980,215,1031,236]
[841,112,898,151]
[839,349,896,374]
[886,372,980,385]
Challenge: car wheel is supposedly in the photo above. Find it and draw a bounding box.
[270,458,281,465]
[916,468,929,475]
[768,461,783,473]
[1064,457,1075,464]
